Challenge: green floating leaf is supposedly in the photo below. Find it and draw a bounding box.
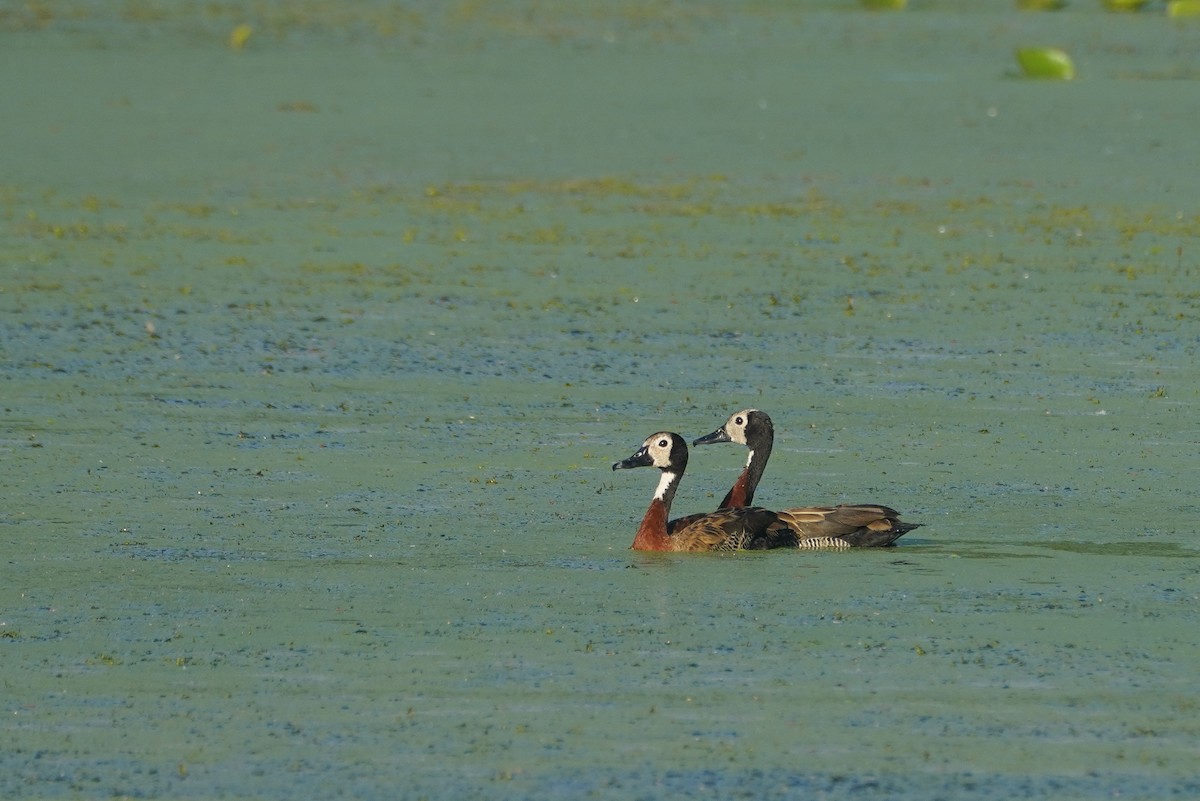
[1015,47,1076,80]
[1103,0,1149,11]
[1168,0,1200,16]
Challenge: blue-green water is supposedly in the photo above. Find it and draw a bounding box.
[3,3,1199,799]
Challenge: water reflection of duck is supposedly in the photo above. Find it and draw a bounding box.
[693,409,921,548]
[612,432,798,552]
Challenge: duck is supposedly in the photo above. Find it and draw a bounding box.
[612,432,799,552]
[692,409,920,548]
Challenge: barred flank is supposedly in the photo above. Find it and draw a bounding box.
[795,537,852,550]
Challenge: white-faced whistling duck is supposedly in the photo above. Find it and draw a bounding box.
[612,432,799,552]
[692,409,921,548]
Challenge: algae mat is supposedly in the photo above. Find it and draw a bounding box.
[2,3,1199,799]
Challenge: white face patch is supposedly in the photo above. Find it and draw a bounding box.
[645,433,675,469]
[726,409,756,445]
[653,470,677,501]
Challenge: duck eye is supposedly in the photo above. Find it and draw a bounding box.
[735,416,744,425]
[658,438,669,448]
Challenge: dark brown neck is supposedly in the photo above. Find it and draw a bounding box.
[719,437,771,509]
[631,499,670,551]
[720,470,753,508]
[631,471,681,551]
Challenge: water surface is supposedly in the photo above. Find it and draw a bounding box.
[2,3,1199,799]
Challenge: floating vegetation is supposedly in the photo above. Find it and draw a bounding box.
[1168,0,1200,16]
[228,22,253,50]
[1015,47,1076,80]
[278,100,318,113]
[1102,0,1149,10]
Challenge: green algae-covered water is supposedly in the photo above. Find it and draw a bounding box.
[3,3,1199,798]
